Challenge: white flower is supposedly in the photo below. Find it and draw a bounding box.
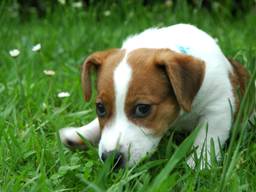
[58,0,66,5]
[58,92,70,98]
[72,2,83,8]
[32,44,41,52]
[9,49,20,57]
[165,0,173,7]
[43,70,55,76]
[214,37,219,43]
[104,10,111,16]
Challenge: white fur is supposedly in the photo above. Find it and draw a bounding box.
[60,24,235,168]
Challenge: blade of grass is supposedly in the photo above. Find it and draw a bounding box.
[149,125,201,192]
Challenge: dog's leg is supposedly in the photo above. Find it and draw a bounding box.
[59,118,100,149]
[187,108,232,169]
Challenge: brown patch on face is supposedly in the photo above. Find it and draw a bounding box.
[228,58,250,114]
[125,49,178,136]
[81,49,125,128]
[125,48,205,136]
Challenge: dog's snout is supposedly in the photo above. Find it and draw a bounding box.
[101,150,125,169]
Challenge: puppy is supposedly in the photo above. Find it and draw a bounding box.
[59,24,249,168]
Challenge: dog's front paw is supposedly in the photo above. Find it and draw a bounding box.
[59,127,86,149]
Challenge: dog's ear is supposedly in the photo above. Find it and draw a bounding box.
[155,49,205,112]
[81,49,118,101]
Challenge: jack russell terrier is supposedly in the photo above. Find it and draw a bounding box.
[59,24,249,168]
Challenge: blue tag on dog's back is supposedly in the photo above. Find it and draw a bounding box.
[177,46,190,54]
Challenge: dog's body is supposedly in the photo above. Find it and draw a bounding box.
[60,24,248,168]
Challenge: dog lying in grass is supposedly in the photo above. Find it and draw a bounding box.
[59,24,249,168]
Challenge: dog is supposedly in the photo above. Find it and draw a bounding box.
[59,24,249,168]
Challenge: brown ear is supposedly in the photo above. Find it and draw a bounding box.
[81,49,118,101]
[155,49,205,112]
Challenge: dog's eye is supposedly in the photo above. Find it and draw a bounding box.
[96,102,106,117]
[134,104,151,118]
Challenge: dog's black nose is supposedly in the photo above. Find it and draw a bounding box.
[101,150,125,169]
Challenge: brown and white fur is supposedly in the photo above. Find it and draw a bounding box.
[59,24,249,168]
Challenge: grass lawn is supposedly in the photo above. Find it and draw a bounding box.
[0,1,256,191]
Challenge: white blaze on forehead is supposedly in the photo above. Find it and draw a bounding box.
[114,54,132,118]
[98,54,132,153]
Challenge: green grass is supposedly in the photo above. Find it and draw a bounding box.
[0,2,256,191]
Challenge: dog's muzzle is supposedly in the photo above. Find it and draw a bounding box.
[101,150,125,169]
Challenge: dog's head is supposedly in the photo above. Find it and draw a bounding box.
[82,48,205,166]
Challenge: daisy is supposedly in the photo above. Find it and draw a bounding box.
[32,43,41,52]
[9,49,20,57]
[43,70,55,76]
[58,92,70,98]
